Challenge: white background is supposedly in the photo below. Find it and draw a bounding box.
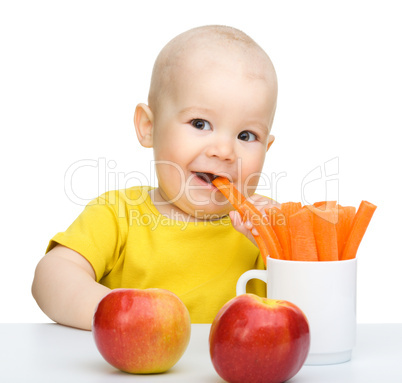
[1,0,401,324]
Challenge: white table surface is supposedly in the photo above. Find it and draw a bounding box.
[0,323,401,382]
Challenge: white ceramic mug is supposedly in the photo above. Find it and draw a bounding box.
[236,257,357,365]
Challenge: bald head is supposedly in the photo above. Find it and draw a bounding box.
[148,25,277,113]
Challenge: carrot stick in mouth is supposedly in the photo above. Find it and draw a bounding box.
[241,200,283,261]
[340,200,377,260]
[211,176,246,210]
[212,177,283,264]
[237,202,270,262]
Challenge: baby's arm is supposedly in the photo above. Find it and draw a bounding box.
[32,245,111,330]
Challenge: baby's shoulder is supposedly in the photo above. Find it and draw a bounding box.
[93,186,153,206]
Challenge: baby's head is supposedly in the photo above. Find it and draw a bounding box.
[135,25,277,220]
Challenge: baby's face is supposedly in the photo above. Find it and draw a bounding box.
[151,49,277,219]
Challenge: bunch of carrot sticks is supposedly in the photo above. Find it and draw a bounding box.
[212,177,376,264]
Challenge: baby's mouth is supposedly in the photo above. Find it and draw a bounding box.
[194,172,219,184]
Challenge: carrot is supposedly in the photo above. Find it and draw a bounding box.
[240,201,283,261]
[340,201,377,260]
[310,206,339,261]
[264,207,292,260]
[232,201,270,261]
[212,177,283,263]
[281,202,302,222]
[288,208,319,261]
[313,201,337,210]
[335,206,356,260]
[212,176,245,209]
[313,201,325,208]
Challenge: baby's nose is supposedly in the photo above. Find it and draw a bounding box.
[205,138,236,162]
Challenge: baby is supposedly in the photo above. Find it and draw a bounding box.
[32,25,278,330]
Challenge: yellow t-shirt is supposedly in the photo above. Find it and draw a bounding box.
[47,186,266,323]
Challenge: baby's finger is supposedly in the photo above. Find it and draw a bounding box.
[229,210,242,227]
[229,211,258,244]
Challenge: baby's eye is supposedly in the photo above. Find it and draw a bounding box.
[191,119,211,131]
[238,131,257,142]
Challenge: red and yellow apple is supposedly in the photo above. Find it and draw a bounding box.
[92,288,191,374]
[209,294,310,383]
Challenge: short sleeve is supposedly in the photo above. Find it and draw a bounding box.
[46,195,123,282]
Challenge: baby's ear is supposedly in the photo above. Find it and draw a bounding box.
[134,103,154,148]
[267,135,275,151]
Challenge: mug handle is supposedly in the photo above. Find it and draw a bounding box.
[236,269,267,296]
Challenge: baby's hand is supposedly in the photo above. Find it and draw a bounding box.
[229,194,279,248]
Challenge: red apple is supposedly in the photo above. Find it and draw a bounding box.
[92,288,191,374]
[209,294,310,383]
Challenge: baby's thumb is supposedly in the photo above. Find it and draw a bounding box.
[229,211,257,247]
